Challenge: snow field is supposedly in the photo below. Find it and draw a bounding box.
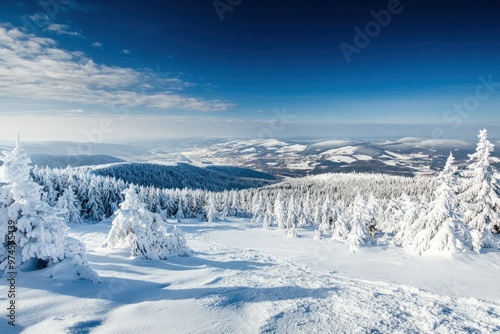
[2,219,498,334]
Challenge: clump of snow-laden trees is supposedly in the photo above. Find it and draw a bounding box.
[244,129,499,255]
[459,129,500,247]
[0,136,99,281]
[8,129,498,257]
[104,186,191,260]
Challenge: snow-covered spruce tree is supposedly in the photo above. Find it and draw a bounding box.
[459,129,500,248]
[0,137,99,281]
[205,194,218,223]
[346,195,374,253]
[274,191,287,229]
[176,198,185,223]
[377,196,404,235]
[262,200,274,229]
[105,186,190,260]
[285,195,299,230]
[313,202,322,225]
[392,194,427,247]
[286,195,299,238]
[298,193,313,227]
[85,177,105,222]
[408,153,477,255]
[331,210,350,242]
[251,193,264,225]
[56,186,83,224]
[320,195,333,233]
[366,194,380,229]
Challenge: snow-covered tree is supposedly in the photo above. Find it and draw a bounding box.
[285,194,299,231]
[408,153,475,254]
[1,136,67,268]
[57,186,83,224]
[105,186,190,260]
[262,200,274,229]
[459,129,500,248]
[205,194,218,223]
[251,193,264,224]
[85,178,105,222]
[366,194,380,228]
[331,211,350,242]
[0,137,98,280]
[320,195,333,233]
[298,193,313,227]
[176,198,185,223]
[346,195,374,253]
[274,191,287,229]
[392,194,427,247]
[313,203,322,225]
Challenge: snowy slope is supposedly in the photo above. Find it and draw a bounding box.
[2,219,498,333]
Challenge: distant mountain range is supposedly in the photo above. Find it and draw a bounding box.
[137,137,500,177]
[1,137,499,177]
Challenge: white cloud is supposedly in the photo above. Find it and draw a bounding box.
[91,41,102,48]
[28,13,50,26]
[122,49,130,55]
[46,23,82,36]
[0,26,233,112]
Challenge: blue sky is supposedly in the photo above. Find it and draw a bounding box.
[0,0,499,141]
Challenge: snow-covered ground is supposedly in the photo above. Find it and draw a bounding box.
[1,219,499,333]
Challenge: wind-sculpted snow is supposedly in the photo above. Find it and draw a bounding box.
[3,219,497,333]
[191,224,499,333]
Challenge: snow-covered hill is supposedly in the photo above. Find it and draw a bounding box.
[2,219,498,333]
[91,162,276,191]
[28,154,125,168]
[137,137,493,177]
[4,136,498,177]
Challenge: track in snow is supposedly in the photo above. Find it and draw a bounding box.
[186,224,500,333]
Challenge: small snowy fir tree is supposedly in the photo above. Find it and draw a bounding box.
[408,153,474,255]
[285,194,299,231]
[205,194,218,223]
[346,195,373,254]
[105,186,190,260]
[262,200,274,229]
[392,194,427,247]
[331,211,350,242]
[274,191,287,229]
[0,136,98,281]
[366,194,380,229]
[176,198,185,223]
[298,193,313,227]
[459,129,500,248]
[319,195,333,234]
[56,186,83,224]
[251,193,265,225]
[313,203,322,226]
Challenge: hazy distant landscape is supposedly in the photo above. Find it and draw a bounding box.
[3,136,500,178]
